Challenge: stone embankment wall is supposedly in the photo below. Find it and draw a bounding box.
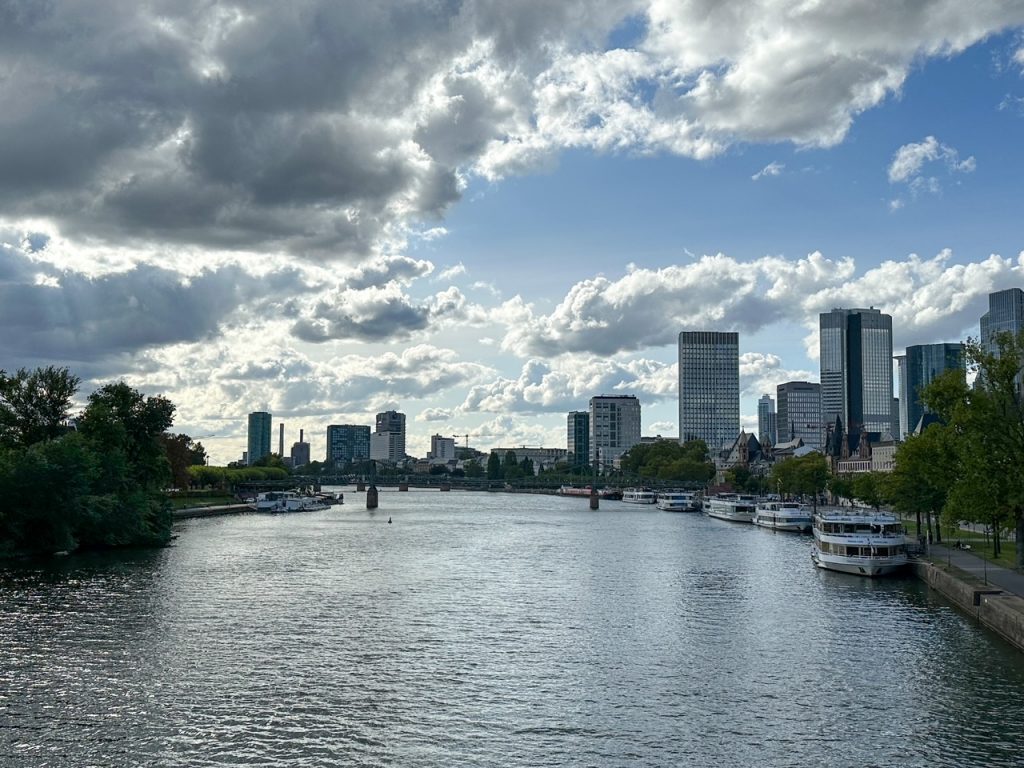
[914,560,1024,653]
[171,504,251,520]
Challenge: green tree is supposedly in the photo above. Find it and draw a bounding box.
[772,453,829,510]
[936,333,1024,563]
[75,382,176,548]
[486,451,502,480]
[0,366,80,448]
[463,459,484,478]
[886,423,957,543]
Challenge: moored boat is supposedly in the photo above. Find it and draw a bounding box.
[811,509,908,576]
[621,487,657,504]
[252,491,331,513]
[703,494,758,523]
[656,490,701,512]
[753,501,813,532]
[559,485,622,500]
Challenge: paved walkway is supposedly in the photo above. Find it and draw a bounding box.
[929,543,1024,597]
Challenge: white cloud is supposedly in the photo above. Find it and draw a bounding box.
[887,136,976,201]
[752,161,785,181]
[438,262,468,280]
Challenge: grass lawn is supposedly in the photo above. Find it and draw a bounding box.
[899,514,1020,570]
[166,494,238,510]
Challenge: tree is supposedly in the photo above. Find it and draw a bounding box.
[75,382,176,547]
[619,439,714,484]
[0,366,80,448]
[939,333,1024,564]
[464,459,484,478]
[886,423,957,543]
[486,451,502,480]
[772,453,829,510]
[160,433,208,489]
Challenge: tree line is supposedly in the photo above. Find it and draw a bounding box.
[0,367,176,557]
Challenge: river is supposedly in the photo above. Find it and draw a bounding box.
[2,489,1023,767]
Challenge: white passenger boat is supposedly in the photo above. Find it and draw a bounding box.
[753,501,813,532]
[656,490,701,512]
[559,485,622,500]
[811,510,908,576]
[621,488,657,504]
[703,494,757,523]
[252,491,331,513]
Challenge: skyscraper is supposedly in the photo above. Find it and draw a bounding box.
[326,424,370,465]
[376,411,407,460]
[589,395,641,467]
[895,354,909,440]
[678,331,739,452]
[567,410,590,466]
[819,308,894,437]
[776,381,823,449]
[980,287,1024,354]
[757,394,777,447]
[247,411,272,466]
[902,343,965,434]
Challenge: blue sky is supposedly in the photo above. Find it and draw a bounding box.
[2,2,1024,462]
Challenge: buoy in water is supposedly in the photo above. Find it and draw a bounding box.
[388,516,392,524]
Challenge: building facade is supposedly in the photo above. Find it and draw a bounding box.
[902,343,965,434]
[326,424,370,465]
[490,446,568,474]
[819,307,894,437]
[290,428,311,468]
[370,432,404,463]
[678,331,739,452]
[980,287,1024,353]
[247,411,272,466]
[374,411,406,460]
[757,394,777,447]
[776,381,823,449]
[589,395,641,467]
[895,354,909,440]
[567,411,590,466]
[429,434,456,461]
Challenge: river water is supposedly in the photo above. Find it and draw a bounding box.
[2,490,1023,767]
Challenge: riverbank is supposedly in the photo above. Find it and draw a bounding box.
[916,545,1024,653]
[172,503,251,520]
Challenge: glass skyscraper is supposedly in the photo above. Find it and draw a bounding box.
[819,308,894,436]
[757,394,777,446]
[902,343,965,434]
[678,331,739,452]
[980,288,1024,354]
[247,411,272,466]
[567,411,590,466]
[776,381,823,449]
[326,424,371,465]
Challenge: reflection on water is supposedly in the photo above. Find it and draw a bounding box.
[2,490,1024,767]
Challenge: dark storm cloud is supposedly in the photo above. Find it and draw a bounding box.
[0,240,309,361]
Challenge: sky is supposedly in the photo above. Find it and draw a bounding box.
[4,0,1024,464]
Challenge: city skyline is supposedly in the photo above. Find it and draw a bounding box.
[4,3,1024,464]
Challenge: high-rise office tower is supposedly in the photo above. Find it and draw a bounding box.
[247,411,272,466]
[374,411,406,459]
[567,411,590,466]
[678,331,739,452]
[776,381,823,449]
[326,424,371,465]
[895,354,909,440]
[980,288,1024,354]
[819,308,894,436]
[757,394,777,447]
[901,343,965,434]
[589,395,641,466]
[429,434,456,460]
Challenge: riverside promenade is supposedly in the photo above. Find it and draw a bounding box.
[919,544,1024,653]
